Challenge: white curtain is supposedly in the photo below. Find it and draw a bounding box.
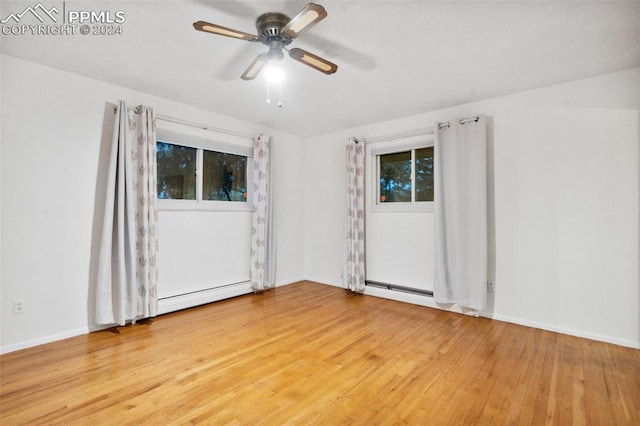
[95,101,159,325]
[343,137,366,292]
[434,116,487,311]
[250,134,275,291]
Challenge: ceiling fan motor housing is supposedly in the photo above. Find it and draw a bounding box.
[256,13,292,45]
[256,12,292,60]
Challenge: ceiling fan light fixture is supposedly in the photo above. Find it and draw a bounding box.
[264,66,285,84]
[267,41,285,60]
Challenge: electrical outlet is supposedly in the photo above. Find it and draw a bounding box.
[13,299,25,315]
[487,281,495,292]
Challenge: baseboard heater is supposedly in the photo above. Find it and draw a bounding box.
[157,281,252,315]
[365,280,434,297]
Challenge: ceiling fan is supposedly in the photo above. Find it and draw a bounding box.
[193,3,338,80]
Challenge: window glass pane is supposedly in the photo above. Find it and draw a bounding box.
[379,151,411,202]
[203,150,247,202]
[156,142,197,200]
[415,146,434,202]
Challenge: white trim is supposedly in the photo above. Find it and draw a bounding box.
[486,313,640,349]
[304,277,344,288]
[308,281,640,349]
[411,149,416,203]
[274,278,305,287]
[157,199,253,212]
[1,327,90,355]
[4,281,637,354]
[370,199,434,213]
[1,281,300,354]
[196,147,203,201]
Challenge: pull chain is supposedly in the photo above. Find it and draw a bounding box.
[266,80,283,108]
[266,80,271,104]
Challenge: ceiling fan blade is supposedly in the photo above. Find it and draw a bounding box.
[241,53,270,80]
[193,21,258,42]
[288,48,337,75]
[281,3,327,38]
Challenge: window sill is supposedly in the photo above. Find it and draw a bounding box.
[370,201,434,213]
[157,199,253,213]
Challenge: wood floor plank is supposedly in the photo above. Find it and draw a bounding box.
[1,281,638,425]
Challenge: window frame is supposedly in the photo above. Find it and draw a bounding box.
[367,134,434,213]
[156,129,253,212]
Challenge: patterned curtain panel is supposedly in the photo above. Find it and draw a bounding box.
[434,116,487,311]
[250,134,274,292]
[343,137,366,292]
[95,101,159,325]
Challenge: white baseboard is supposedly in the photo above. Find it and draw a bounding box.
[1,327,90,355]
[487,313,640,349]
[309,280,640,349]
[5,280,636,354]
[1,281,302,355]
[274,278,305,287]
[304,277,343,288]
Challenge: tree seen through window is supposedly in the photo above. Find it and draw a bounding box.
[156,141,248,202]
[203,151,247,201]
[156,141,197,200]
[379,147,434,203]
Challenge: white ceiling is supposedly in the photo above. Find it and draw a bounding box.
[1,0,638,136]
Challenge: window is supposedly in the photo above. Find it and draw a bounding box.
[156,129,252,211]
[202,151,247,201]
[377,146,434,204]
[380,151,412,202]
[415,147,434,202]
[157,142,197,200]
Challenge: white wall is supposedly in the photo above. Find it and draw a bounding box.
[0,54,305,352]
[303,68,640,348]
[1,53,637,352]
[158,211,252,298]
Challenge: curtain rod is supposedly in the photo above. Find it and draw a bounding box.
[113,105,254,140]
[437,116,480,130]
[364,116,480,144]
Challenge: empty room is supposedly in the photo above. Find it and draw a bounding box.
[1,0,639,424]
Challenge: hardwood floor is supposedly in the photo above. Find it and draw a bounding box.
[1,281,638,425]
